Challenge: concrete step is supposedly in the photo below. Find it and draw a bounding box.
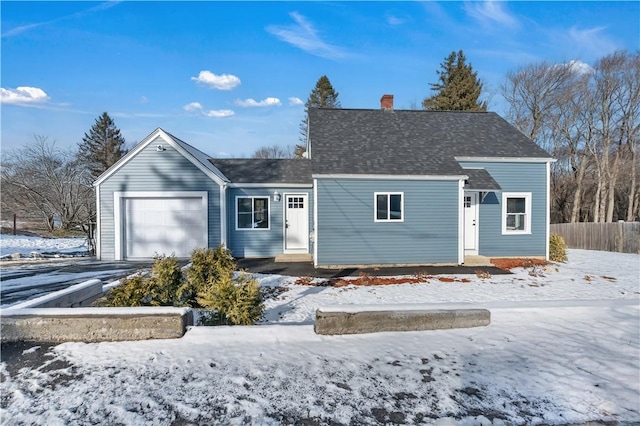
[463,255,493,267]
[274,253,313,263]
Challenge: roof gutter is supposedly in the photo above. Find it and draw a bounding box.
[312,174,468,181]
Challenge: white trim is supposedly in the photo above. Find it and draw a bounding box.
[374,192,404,223]
[95,184,101,259]
[455,156,556,163]
[283,193,310,254]
[458,181,465,264]
[501,192,532,235]
[467,188,500,193]
[546,162,550,260]
[234,195,271,231]
[94,128,228,187]
[220,184,227,247]
[227,183,312,188]
[313,179,318,267]
[313,174,468,181]
[113,191,208,261]
[463,191,479,257]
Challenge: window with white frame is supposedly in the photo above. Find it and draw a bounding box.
[236,196,270,230]
[375,192,403,222]
[502,192,531,234]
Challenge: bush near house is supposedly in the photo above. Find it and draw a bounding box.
[100,246,264,325]
[549,233,568,262]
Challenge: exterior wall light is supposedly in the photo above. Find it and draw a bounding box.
[273,191,281,202]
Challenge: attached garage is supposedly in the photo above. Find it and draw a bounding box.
[114,192,208,260]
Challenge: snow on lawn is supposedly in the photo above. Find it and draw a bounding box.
[1,249,639,425]
[260,249,640,324]
[0,234,88,257]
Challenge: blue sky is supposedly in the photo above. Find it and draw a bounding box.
[1,1,638,157]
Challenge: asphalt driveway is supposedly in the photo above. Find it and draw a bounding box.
[0,259,155,307]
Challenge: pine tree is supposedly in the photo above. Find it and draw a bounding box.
[78,112,127,178]
[422,50,487,111]
[297,75,341,157]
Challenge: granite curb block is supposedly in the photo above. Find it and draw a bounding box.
[0,307,193,342]
[315,307,491,335]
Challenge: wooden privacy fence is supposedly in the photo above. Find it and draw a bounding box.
[550,222,640,254]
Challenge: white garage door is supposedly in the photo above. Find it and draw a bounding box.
[123,197,207,259]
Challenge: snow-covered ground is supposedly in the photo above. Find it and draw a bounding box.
[0,234,88,257]
[1,249,639,425]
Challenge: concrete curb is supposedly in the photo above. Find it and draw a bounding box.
[315,307,491,335]
[1,265,195,343]
[1,307,193,342]
[8,279,104,309]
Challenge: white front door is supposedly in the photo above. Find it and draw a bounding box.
[464,192,478,254]
[284,194,309,253]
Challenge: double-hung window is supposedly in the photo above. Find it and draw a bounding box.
[236,196,270,230]
[502,192,531,234]
[374,192,403,222]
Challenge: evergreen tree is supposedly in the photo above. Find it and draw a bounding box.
[422,50,487,111]
[78,112,127,178]
[297,75,341,157]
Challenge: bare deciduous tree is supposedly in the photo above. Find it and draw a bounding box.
[1,136,95,244]
[252,144,296,159]
[502,51,640,223]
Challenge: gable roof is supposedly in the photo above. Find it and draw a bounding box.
[93,128,229,186]
[163,130,229,183]
[210,159,312,184]
[308,108,552,176]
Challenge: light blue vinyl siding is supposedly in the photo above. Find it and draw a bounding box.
[460,161,547,257]
[227,187,313,257]
[316,179,460,266]
[98,137,221,260]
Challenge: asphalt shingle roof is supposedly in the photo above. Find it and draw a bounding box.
[210,159,312,184]
[463,169,502,190]
[308,108,552,176]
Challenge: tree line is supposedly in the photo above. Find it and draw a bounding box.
[502,51,639,223]
[1,113,127,250]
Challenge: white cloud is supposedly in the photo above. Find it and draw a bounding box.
[234,97,282,107]
[191,71,241,90]
[567,26,617,59]
[567,60,594,75]
[288,97,304,106]
[464,0,519,29]
[0,86,50,105]
[183,102,203,112]
[2,1,121,38]
[386,15,406,26]
[266,12,347,60]
[205,109,234,118]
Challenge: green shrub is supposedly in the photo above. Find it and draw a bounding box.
[101,247,263,324]
[147,255,183,306]
[196,272,264,325]
[549,233,568,262]
[102,274,152,307]
[102,255,183,307]
[177,246,236,307]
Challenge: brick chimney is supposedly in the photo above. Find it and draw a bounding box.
[380,94,394,110]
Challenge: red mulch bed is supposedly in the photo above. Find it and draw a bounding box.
[490,258,548,271]
[294,275,471,287]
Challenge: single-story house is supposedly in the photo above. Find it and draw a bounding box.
[94,94,553,267]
